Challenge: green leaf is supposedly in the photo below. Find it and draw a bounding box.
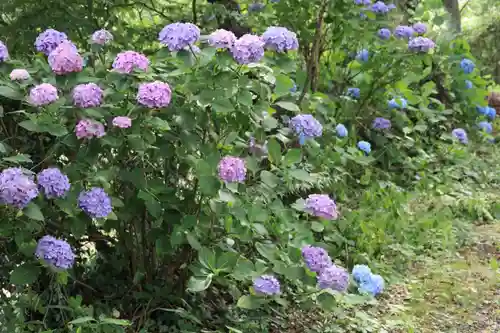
[284,149,301,165]
[18,120,42,132]
[237,90,253,107]
[317,292,337,310]
[186,274,213,292]
[232,258,255,281]
[99,318,131,326]
[289,169,314,182]
[198,175,220,196]
[10,263,41,285]
[186,232,202,250]
[218,189,236,203]
[274,75,294,97]
[255,242,277,260]
[3,154,32,164]
[69,317,96,325]
[236,295,264,309]
[137,190,163,218]
[212,99,234,113]
[260,171,279,188]
[276,101,300,112]
[0,86,23,100]
[311,221,324,232]
[267,138,281,164]
[23,203,44,221]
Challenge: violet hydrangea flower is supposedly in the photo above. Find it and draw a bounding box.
[29,83,58,106]
[261,26,299,52]
[452,128,468,144]
[477,121,492,134]
[290,114,323,144]
[354,0,371,5]
[91,29,113,45]
[158,22,200,51]
[112,116,132,128]
[304,194,338,220]
[35,235,75,270]
[412,22,427,35]
[253,275,280,295]
[336,124,348,138]
[72,83,103,108]
[112,51,149,74]
[301,245,333,273]
[78,187,112,218]
[75,119,106,139]
[10,69,30,81]
[357,141,371,154]
[347,87,360,99]
[0,168,39,208]
[137,81,172,108]
[408,37,435,53]
[48,41,83,75]
[35,29,68,55]
[378,28,391,40]
[356,49,369,62]
[218,156,246,183]
[318,265,349,291]
[370,1,390,14]
[37,168,70,199]
[465,80,473,89]
[208,29,236,49]
[0,41,9,62]
[372,117,391,130]
[231,34,265,64]
[394,25,415,39]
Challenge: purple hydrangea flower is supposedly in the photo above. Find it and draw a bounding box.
[261,26,299,52]
[388,97,407,109]
[301,245,333,273]
[378,28,391,40]
[352,264,372,283]
[477,121,492,134]
[290,114,323,144]
[112,51,149,74]
[359,274,384,296]
[218,156,246,183]
[72,83,103,108]
[91,29,113,45]
[412,22,427,35]
[451,128,468,144]
[37,168,70,199]
[372,117,391,130]
[48,41,83,75]
[29,83,58,106]
[35,29,68,55]
[208,29,237,49]
[112,116,132,128]
[356,49,369,62]
[357,141,371,154]
[354,0,371,5]
[248,3,265,11]
[159,23,200,51]
[370,1,390,14]
[0,41,9,62]
[347,87,360,99]
[317,265,349,291]
[465,80,473,89]
[336,124,348,138]
[137,81,172,108]
[0,168,39,208]
[10,69,30,81]
[78,187,112,218]
[253,275,280,295]
[394,25,415,39]
[231,34,265,64]
[35,235,75,269]
[460,59,474,74]
[305,194,338,220]
[408,37,435,53]
[75,119,106,139]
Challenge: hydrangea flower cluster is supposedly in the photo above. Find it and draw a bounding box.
[301,246,333,273]
[73,83,103,108]
[477,121,492,134]
[37,168,71,199]
[0,168,39,208]
[112,116,132,128]
[347,87,360,99]
[378,28,391,40]
[35,29,68,55]
[35,235,75,270]
[408,37,435,53]
[10,69,30,81]
[304,194,338,220]
[75,119,106,139]
[261,27,299,52]
[253,275,280,295]
[137,81,172,108]
[354,0,371,5]
[336,124,348,138]
[451,128,468,144]
[29,83,59,106]
[78,187,112,218]
[352,264,385,296]
[412,22,427,35]
[388,97,407,109]
[394,25,415,39]
[460,59,475,74]
[372,117,391,130]
[91,29,113,45]
[465,80,473,89]
[208,29,237,49]
[0,41,9,62]
[290,114,323,144]
[158,23,200,51]
[356,49,369,62]
[218,156,246,183]
[318,265,350,291]
[231,34,265,64]
[249,2,265,11]
[477,106,496,120]
[357,141,371,154]
[112,51,149,73]
[370,1,393,14]
[48,41,83,75]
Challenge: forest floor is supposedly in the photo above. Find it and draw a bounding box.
[381,222,499,333]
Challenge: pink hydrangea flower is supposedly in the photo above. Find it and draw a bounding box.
[217,156,246,183]
[10,69,30,81]
[29,83,58,106]
[75,119,106,139]
[137,81,172,108]
[112,116,132,128]
[304,194,338,220]
[48,41,83,75]
[112,51,149,74]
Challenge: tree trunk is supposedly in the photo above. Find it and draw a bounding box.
[442,0,461,33]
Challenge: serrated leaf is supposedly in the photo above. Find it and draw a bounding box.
[255,242,277,260]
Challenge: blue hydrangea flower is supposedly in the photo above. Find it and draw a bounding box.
[356,49,369,62]
[486,107,496,120]
[408,37,435,53]
[317,265,349,291]
[378,28,391,40]
[158,23,200,51]
[301,245,333,273]
[357,141,371,154]
[37,168,71,199]
[451,128,468,144]
[347,87,360,99]
[35,29,68,55]
[248,2,265,12]
[336,124,348,138]
[412,22,427,35]
[253,275,280,295]
[78,187,112,218]
[465,80,473,89]
[35,235,75,269]
[354,0,371,5]
[388,97,407,109]
[352,264,372,283]
[477,121,492,134]
[261,26,299,52]
[370,1,390,14]
[477,105,488,115]
[359,274,384,296]
[290,114,322,145]
[460,59,474,74]
[394,25,415,39]
[372,117,391,130]
[0,168,39,208]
